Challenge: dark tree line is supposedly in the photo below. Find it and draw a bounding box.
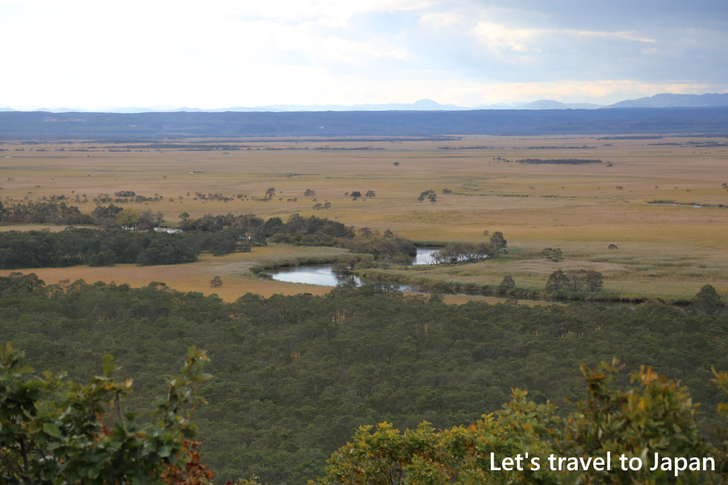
[546,269,604,293]
[430,232,507,264]
[0,200,92,225]
[335,231,416,263]
[0,229,200,269]
[179,212,265,233]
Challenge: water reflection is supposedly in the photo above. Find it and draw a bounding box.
[412,248,438,265]
[269,264,363,287]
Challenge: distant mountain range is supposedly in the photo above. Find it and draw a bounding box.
[1,93,727,114]
[606,93,728,108]
[3,107,728,138]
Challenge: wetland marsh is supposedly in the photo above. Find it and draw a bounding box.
[1,134,726,303]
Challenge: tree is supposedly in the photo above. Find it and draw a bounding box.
[88,249,117,267]
[693,284,723,314]
[0,343,215,485]
[265,188,276,198]
[489,232,507,252]
[211,275,223,288]
[442,188,452,194]
[365,190,376,198]
[350,191,362,199]
[357,227,377,238]
[546,269,567,291]
[584,270,604,292]
[541,247,563,262]
[499,275,516,293]
[304,189,317,197]
[179,212,190,221]
[116,208,141,228]
[431,243,492,264]
[565,270,584,292]
[417,190,436,202]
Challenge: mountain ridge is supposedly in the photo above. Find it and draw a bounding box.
[2,93,728,114]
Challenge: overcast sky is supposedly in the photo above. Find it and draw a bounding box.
[1,0,726,109]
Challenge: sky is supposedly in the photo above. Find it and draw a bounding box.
[1,0,727,109]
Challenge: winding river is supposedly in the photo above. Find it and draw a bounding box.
[268,248,438,289]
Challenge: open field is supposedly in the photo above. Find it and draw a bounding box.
[0,243,530,306]
[1,134,727,301]
[0,245,348,300]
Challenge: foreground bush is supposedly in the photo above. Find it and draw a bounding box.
[314,361,728,484]
[0,343,214,485]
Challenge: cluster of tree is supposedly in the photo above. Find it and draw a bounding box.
[194,191,239,201]
[541,247,563,262]
[0,229,198,269]
[344,191,375,200]
[693,284,726,314]
[428,232,507,265]
[103,190,176,204]
[90,204,124,224]
[263,214,355,245]
[431,242,493,264]
[546,269,604,293]
[417,190,437,202]
[92,205,165,229]
[514,159,603,164]
[179,212,264,233]
[334,229,416,263]
[93,192,175,204]
[0,200,92,225]
[182,228,254,257]
[0,276,726,483]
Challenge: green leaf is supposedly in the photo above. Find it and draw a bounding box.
[43,422,63,438]
[102,354,117,377]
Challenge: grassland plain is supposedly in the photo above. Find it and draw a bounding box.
[1,134,727,301]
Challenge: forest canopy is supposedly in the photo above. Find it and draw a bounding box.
[0,273,726,483]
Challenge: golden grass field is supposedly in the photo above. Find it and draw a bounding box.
[1,134,727,302]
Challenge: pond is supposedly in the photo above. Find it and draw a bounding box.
[268,248,439,289]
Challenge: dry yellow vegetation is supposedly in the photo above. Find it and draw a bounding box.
[1,134,726,301]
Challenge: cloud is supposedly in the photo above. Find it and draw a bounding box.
[0,0,726,108]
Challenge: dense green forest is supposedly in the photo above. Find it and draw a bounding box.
[0,229,201,268]
[0,273,726,483]
[0,213,417,269]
